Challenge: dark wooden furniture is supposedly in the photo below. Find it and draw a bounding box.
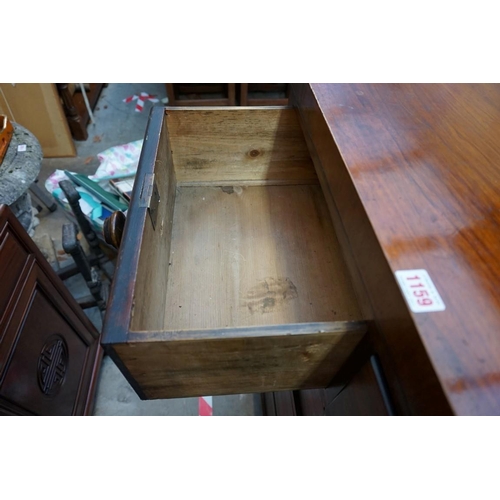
[240,84,289,106]
[264,351,393,416]
[56,83,105,141]
[0,204,102,415]
[103,84,500,415]
[264,83,500,416]
[166,84,236,106]
[103,210,126,250]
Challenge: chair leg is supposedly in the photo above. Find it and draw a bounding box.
[62,223,106,311]
[59,180,113,280]
[30,180,57,212]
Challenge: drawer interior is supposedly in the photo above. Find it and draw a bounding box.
[111,107,368,399]
[164,184,360,330]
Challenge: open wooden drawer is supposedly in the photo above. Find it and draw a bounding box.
[102,106,368,399]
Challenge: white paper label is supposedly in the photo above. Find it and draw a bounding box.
[395,269,446,313]
[17,144,27,152]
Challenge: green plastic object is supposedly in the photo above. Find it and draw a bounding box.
[64,171,128,212]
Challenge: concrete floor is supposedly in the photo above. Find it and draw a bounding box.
[34,83,262,416]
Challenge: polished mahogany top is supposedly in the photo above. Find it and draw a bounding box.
[311,84,500,415]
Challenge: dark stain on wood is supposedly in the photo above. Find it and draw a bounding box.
[248,149,262,158]
[185,157,208,169]
[243,277,298,314]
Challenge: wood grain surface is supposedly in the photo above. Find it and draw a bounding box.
[102,105,371,400]
[166,107,317,184]
[113,321,367,399]
[0,84,76,157]
[297,84,500,415]
[161,185,361,331]
[293,84,449,415]
[130,118,177,332]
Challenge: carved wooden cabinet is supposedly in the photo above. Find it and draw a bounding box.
[0,205,102,415]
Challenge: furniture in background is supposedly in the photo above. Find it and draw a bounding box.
[240,83,290,106]
[0,84,76,157]
[166,83,236,106]
[165,84,290,106]
[56,84,105,141]
[0,204,102,415]
[57,180,114,312]
[0,83,105,156]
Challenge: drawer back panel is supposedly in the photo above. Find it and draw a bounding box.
[165,107,318,185]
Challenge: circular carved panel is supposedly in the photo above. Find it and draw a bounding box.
[37,335,68,396]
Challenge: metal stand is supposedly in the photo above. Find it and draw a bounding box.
[62,223,107,311]
[57,180,114,281]
[29,179,57,212]
[57,180,114,310]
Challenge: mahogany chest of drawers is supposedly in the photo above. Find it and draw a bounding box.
[103,84,500,415]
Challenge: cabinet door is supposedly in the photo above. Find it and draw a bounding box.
[0,205,102,415]
[0,265,99,415]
